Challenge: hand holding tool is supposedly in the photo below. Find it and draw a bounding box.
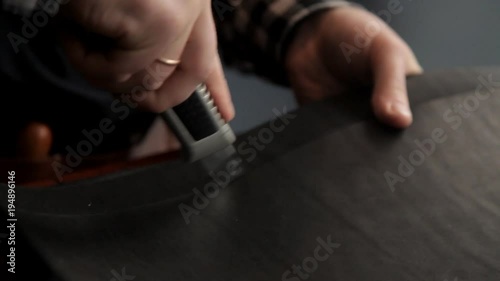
[161,84,243,175]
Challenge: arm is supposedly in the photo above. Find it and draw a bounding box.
[215,0,356,85]
[216,0,422,129]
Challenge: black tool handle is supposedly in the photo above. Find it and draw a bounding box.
[160,84,236,162]
[170,84,225,140]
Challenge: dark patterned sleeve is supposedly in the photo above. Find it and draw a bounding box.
[2,0,38,16]
[214,0,356,85]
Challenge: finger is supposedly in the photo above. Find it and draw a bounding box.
[59,21,190,92]
[60,29,160,83]
[139,8,218,112]
[111,30,193,93]
[370,39,413,129]
[205,54,235,121]
[111,58,180,94]
[143,69,202,112]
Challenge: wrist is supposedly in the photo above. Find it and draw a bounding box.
[284,5,365,73]
[284,9,334,73]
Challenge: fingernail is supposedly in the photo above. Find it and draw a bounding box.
[391,101,412,119]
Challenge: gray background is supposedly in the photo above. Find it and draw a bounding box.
[225,0,500,133]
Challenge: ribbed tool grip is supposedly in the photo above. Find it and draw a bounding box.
[171,84,225,140]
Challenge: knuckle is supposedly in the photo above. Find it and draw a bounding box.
[143,100,167,114]
[109,72,131,84]
[130,0,189,36]
[186,49,218,81]
[168,93,190,108]
[149,105,166,114]
[162,13,186,34]
[192,60,216,81]
[155,2,189,34]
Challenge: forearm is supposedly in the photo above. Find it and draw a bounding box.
[215,0,356,85]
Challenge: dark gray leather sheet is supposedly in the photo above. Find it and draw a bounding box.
[1,67,500,280]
